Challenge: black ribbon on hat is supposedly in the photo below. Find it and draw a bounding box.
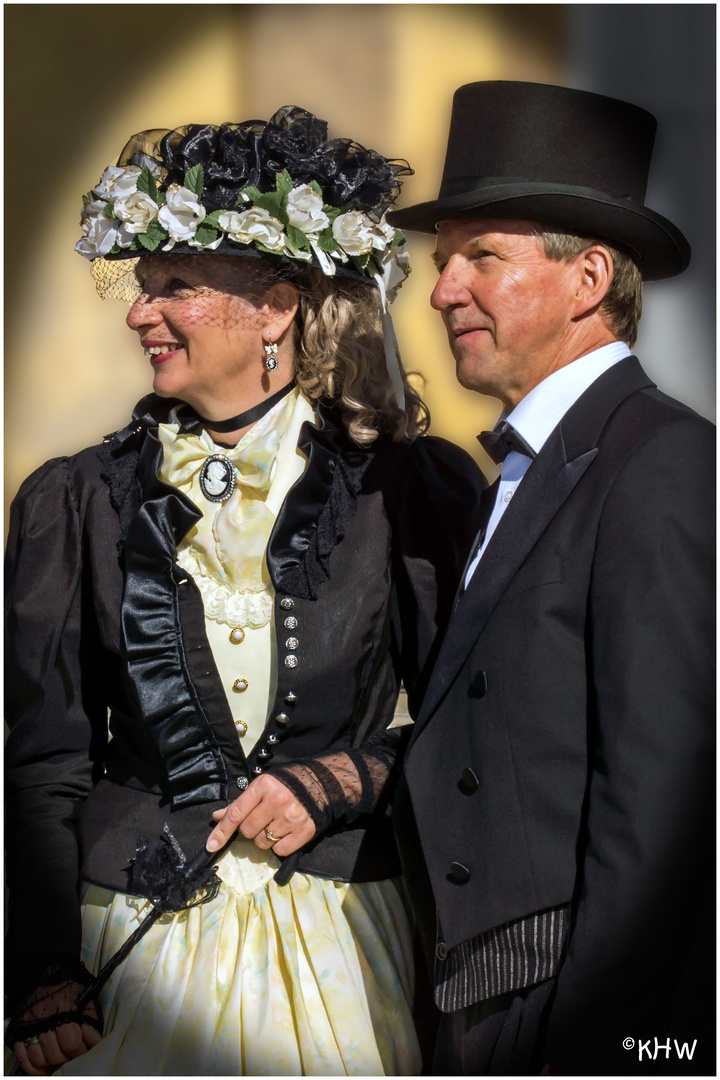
[477,421,537,464]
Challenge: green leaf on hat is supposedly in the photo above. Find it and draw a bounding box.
[351,252,372,272]
[255,242,283,257]
[137,167,159,203]
[204,210,224,229]
[323,205,341,223]
[137,231,162,251]
[82,194,89,207]
[156,189,167,208]
[275,170,294,202]
[391,229,406,247]
[236,186,260,207]
[103,202,116,219]
[184,164,204,198]
[286,225,312,252]
[193,226,220,247]
[316,228,337,253]
[253,192,283,218]
[309,180,323,198]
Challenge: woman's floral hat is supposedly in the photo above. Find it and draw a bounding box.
[77,107,413,304]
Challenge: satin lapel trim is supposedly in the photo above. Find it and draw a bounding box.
[414,429,597,733]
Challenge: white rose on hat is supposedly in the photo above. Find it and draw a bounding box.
[379,243,411,302]
[158,184,206,242]
[218,207,286,251]
[286,185,329,237]
[94,165,142,200]
[114,191,158,234]
[332,209,375,255]
[368,215,396,251]
[75,200,120,258]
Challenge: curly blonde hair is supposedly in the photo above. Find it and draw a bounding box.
[293,270,428,445]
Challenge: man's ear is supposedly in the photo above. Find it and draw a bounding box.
[572,245,614,318]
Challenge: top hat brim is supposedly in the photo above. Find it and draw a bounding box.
[389,181,690,280]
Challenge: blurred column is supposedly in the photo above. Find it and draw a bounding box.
[568,4,715,419]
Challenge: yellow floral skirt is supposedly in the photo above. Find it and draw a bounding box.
[55,837,421,1076]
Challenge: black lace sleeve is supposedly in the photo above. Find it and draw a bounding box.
[4,959,103,1050]
[269,727,403,833]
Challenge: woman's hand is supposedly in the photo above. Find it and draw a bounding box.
[12,983,101,1076]
[206,774,316,857]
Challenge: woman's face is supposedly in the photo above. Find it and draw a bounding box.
[126,256,281,411]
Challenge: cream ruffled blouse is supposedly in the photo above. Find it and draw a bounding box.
[158,388,317,749]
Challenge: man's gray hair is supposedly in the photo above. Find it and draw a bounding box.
[535,229,642,347]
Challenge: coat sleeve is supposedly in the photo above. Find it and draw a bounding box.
[5,458,109,1002]
[269,435,486,832]
[390,434,487,714]
[544,416,715,1072]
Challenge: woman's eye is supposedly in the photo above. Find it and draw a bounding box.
[168,278,192,293]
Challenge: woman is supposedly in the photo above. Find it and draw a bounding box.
[5,107,484,1076]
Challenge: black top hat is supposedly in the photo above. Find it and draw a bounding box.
[389,82,690,280]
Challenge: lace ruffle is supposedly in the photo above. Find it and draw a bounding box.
[175,547,273,628]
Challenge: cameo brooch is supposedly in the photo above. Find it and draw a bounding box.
[199,455,236,503]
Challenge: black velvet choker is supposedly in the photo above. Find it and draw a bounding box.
[192,380,297,433]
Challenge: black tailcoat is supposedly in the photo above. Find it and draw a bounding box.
[394,357,715,1073]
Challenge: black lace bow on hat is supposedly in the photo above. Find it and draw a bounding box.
[130,106,412,221]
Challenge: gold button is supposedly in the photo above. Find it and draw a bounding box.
[234,719,248,735]
[233,678,249,693]
[229,627,245,645]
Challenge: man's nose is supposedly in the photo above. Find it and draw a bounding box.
[430,260,469,311]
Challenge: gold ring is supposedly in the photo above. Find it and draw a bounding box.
[24,1036,41,1046]
[265,829,281,843]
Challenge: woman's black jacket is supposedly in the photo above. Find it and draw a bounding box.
[5,394,484,978]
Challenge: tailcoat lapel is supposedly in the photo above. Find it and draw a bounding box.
[413,356,654,734]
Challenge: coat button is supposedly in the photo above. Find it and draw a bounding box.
[280,597,295,610]
[448,862,471,884]
[284,616,298,630]
[284,692,297,705]
[237,776,249,790]
[458,768,480,795]
[252,765,263,775]
[284,655,298,668]
[285,637,299,651]
[275,713,289,725]
[257,748,273,762]
[468,670,488,698]
[229,627,245,644]
[436,942,448,961]
[267,734,278,744]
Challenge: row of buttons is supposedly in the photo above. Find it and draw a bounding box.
[280,597,299,668]
[248,689,298,778]
[229,625,249,736]
[437,763,482,957]
[236,597,299,780]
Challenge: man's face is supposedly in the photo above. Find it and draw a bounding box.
[431,219,581,408]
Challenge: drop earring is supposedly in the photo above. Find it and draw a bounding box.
[263,338,279,371]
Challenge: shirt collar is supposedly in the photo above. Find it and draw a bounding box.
[506,341,632,455]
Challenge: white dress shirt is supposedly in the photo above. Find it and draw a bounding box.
[465,341,631,585]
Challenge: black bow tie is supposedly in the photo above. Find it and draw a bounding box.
[477,421,538,464]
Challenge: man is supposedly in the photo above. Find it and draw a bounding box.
[389,82,714,1075]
